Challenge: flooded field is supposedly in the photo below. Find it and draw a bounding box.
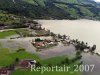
[38,19,100,53]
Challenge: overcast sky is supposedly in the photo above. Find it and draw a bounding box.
[94,0,100,2]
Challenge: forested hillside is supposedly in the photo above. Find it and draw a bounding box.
[0,0,100,20]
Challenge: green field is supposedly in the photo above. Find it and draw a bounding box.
[0,48,40,66]
[0,47,80,75]
[11,69,80,75]
[0,30,17,38]
[40,56,68,65]
[11,56,80,75]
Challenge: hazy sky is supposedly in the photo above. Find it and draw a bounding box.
[94,0,100,2]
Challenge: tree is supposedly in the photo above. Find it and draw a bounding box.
[15,58,20,63]
[9,64,15,71]
[61,61,65,65]
[17,48,26,52]
[35,38,43,42]
[72,55,82,62]
[65,57,70,64]
[91,45,96,52]
[76,55,82,60]
[48,64,52,67]
[63,34,66,39]
[58,34,62,39]
[76,51,81,56]
[51,32,56,37]
[36,62,42,67]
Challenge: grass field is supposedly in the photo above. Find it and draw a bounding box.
[0,47,80,75]
[0,30,17,38]
[40,56,68,65]
[11,56,80,75]
[11,69,80,75]
[0,42,2,47]
[0,48,40,66]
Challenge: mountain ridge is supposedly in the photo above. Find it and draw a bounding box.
[0,0,100,20]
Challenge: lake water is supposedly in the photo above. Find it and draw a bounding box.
[38,19,100,53]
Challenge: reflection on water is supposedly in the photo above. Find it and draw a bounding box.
[38,19,100,53]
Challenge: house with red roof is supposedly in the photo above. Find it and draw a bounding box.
[0,68,10,75]
[19,59,36,69]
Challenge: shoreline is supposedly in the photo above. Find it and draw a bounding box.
[0,19,99,54]
[38,19,100,54]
